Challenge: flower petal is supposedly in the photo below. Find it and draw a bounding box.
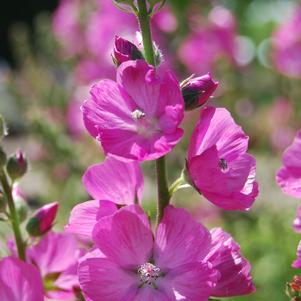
[92,205,153,268]
[0,257,44,301]
[188,107,248,161]
[292,241,301,269]
[79,256,138,301]
[188,147,258,210]
[163,262,218,301]
[27,231,79,276]
[154,206,211,270]
[83,156,144,205]
[205,228,255,297]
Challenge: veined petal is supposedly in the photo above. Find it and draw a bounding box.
[0,257,44,301]
[154,206,211,270]
[92,205,153,268]
[83,156,144,205]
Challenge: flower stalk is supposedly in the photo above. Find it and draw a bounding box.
[0,167,26,260]
[136,0,170,222]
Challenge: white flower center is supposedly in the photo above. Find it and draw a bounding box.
[219,158,228,172]
[138,262,161,286]
[132,109,146,120]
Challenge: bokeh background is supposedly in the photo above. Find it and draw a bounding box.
[1,0,301,300]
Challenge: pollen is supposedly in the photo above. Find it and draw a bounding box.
[138,262,161,286]
[132,109,146,120]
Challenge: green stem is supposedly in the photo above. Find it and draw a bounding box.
[137,0,155,66]
[0,168,26,260]
[136,0,170,223]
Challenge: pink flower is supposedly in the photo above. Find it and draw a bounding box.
[205,228,255,297]
[293,205,301,233]
[27,231,81,300]
[181,73,219,110]
[83,156,144,204]
[52,0,84,57]
[272,7,301,78]
[187,106,258,210]
[78,205,218,300]
[276,130,301,197]
[26,202,59,237]
[0,256,44,301]
[292,241,301,269]
[82,60,184,161]
[178,6,236,74]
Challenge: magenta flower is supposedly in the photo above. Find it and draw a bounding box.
[272,7,301,78]
[178,6,236,74]
[294,205,301,233]
[27,231,81,300]
[0,256,44,301]
[82,60,184,161]
[187,106,258,210]
[293,241,301,269]
[83,156,144,204]
[78,205,218,300]
[276,130,301,197]
[205,228,255,297]
[26,202,59,237]
[181,73,219,110]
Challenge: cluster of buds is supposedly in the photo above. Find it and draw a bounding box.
[286,276,301,301]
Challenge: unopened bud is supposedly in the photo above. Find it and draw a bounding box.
[6,150,28,181]
[286,276,301,300]
[26,202,59,237]
[181,73,219,111]
[113,36,143,66]
[12,186,28,223]
[0,147,7,167]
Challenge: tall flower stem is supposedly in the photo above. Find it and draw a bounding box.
[136,0,170,223]
[0,167,26,260]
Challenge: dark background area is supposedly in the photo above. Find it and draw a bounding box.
[0,0,58,66]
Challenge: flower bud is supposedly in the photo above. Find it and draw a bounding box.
[12,186,28,223]
[0,147,7,167]
[26,202,59,237]
[6,150,28,181]
[113,36,143,66]
[286,276,301,300]
[181,73,219,111]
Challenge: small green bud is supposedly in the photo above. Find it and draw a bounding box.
[6,150,28,181]
[0,147,7,167]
